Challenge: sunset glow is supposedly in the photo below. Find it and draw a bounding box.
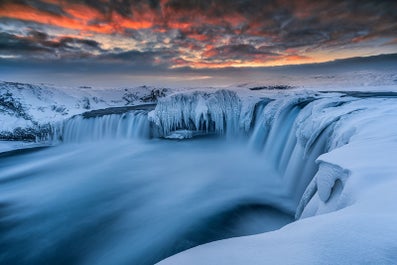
[0,0,396,78]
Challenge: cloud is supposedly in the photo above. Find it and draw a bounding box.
[0,0,396,71]
[0,30,103,59]
[202,44,279,61]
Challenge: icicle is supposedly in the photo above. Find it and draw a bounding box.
[148,90,243,138]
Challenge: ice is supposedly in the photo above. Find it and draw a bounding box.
[164,130,194,139]
[148,90,243,138]
[296,162,350,219]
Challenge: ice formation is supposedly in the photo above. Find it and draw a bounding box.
[148,90,243,138]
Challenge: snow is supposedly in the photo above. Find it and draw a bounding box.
[164,130,194,139]
[0,81,172,140]
[233,68,397,92]
[0,114,33,132]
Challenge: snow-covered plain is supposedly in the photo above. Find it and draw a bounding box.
[1,67,397,264]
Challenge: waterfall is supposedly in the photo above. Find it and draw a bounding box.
[247,96,328,213]
[247,94,367,215]
[50,90,368,218]
[58,110,150,143]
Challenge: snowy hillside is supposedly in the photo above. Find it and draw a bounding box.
[0,81,170,141]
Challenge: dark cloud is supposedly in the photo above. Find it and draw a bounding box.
[0,0,65,16]
[0,31,103,59]
[28,30,49,41]
[0,32,53,55]
[98,50,170,67]
[204,44,279,61]
[0,0,396,70]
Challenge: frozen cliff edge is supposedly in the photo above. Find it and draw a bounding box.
[157,94,397,265]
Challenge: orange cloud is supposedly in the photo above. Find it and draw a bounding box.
[284,54,310,61]
[62,3,104,21]
[111,12,153,31]
[187,33,208,41]
[1,0,395,70]
[0,2,155,34]
[0,3,114,34]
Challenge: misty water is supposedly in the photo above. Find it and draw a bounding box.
[0,137,293,265]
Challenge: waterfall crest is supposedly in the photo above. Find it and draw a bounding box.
[58,110,150,143]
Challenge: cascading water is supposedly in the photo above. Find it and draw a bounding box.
[0,90,378,265]
[57,110,151,143]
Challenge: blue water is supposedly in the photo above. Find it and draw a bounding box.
[0,138,293,265]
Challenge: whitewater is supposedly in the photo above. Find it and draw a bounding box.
[1,88,397,264]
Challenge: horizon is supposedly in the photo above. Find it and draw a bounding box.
[1,53,396,88]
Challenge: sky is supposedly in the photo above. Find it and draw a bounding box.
[0,0,396,86]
